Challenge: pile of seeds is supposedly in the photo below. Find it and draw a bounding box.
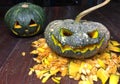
[28,38,120,84]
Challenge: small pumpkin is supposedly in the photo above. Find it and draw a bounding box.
[44,0,110,59]
[4,2,45,37]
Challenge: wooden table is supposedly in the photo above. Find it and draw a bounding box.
[0,1,120,84]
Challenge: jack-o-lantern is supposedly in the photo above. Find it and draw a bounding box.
[4,2,45,37]
[44,0,110,59]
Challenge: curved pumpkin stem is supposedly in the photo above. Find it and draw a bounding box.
[75,0,110,22]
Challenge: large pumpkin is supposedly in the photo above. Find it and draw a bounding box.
[4,2,45,37]
[44,0,110,59]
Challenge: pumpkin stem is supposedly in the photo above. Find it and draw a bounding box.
[75,0,110,22]
[22,4,29,8]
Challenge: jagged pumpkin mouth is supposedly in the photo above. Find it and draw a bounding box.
[23,25,41,36]
[51,35,104,53]
[11,20,41,36]
[11,25,40,36]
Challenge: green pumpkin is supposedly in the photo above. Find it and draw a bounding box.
[4,2,45,37]
[44,0,110,59]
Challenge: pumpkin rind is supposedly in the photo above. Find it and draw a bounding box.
[4,2,46,37]
[44,19,110,59]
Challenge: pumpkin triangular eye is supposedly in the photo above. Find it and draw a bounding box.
[14,21,22,29]
[88,30,99,38]
[60,28,73,36]
[29,19,37,27]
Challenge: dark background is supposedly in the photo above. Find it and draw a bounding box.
[0,0,120,18]
[0,0,120,7]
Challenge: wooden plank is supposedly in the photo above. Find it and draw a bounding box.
[0,23,19,67]
[0,35,44,84]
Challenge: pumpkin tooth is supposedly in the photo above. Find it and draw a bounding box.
[62,45,72,53]
[87,44,96,51]
[75,47,88,53]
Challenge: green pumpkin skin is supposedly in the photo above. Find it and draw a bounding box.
[4,2,46,37]
[44,19,110,59]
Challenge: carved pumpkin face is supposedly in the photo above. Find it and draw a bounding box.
[44,19,110,59]
[11,19,40,36]
[4,2,45,37]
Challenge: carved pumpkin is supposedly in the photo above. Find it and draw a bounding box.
[44,0,110,59]
[4,2,45,37]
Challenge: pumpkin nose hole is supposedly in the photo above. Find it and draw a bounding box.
[87,30,99,38]
[60,28,73,36]
[25,29,29,32]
